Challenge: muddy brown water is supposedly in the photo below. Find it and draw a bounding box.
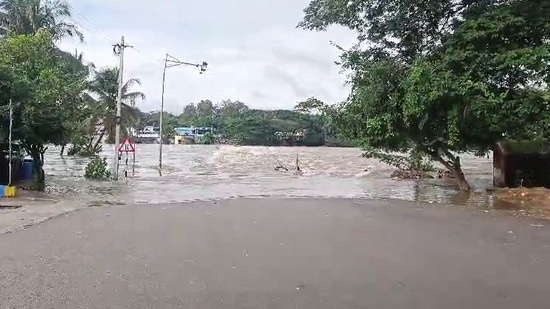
[40,145,497,207]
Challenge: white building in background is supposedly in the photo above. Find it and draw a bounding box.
[129,126,161,143]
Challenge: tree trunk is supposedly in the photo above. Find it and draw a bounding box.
[28,144,46,191]
[60,144,65,156]
[451,159,471,191]
[439,150,472,192]
[93,128,106,151]
[430,148,471,192]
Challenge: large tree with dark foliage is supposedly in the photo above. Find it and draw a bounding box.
[299,0,550,190]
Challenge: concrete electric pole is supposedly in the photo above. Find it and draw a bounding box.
[112,36,132,180]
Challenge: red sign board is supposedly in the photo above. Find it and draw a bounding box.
[118,137,135,153]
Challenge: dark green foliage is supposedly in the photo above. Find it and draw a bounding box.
[0,31,88,190]
[84,157,111,180]
[299,0,550,190]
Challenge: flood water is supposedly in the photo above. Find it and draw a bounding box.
[42,145,494,206]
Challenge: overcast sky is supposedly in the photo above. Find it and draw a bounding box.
[59,0,356,113]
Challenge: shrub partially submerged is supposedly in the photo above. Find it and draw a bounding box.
[84,157,111,180]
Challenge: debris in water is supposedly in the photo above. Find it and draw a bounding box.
[243,250,249,257]
[530,224,544,228]
[296,283,305,290]
[274,165,288,172]
[0,205,21,209]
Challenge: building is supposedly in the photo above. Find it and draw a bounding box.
[174,127,213,144]
[131,126,160,144]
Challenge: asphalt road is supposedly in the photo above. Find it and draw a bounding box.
[0,198,549,308]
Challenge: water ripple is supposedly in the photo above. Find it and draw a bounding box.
[41,144,493,206]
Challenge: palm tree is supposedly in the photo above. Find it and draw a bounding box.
[0,0,91,156]
[0,0,82,41]
[87,67,146,144]
[58,49,96,155]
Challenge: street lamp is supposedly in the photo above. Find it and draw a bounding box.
[159,53,208,172]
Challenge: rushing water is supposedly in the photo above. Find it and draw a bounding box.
[41,144,495,206]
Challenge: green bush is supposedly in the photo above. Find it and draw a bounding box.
[84,157,112,180]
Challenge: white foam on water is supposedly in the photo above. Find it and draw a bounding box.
[41,145,493,206]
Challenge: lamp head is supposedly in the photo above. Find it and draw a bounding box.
[199,61,208,74]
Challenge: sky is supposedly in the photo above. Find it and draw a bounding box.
[59,0,357,113]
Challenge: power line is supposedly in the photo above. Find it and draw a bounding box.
[65,2,164,64]
[65,2,116,43]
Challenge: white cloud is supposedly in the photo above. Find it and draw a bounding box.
[59,0,356,113]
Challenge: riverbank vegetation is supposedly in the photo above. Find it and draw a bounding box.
[0,0,146,189]
[136,99,354,147]
[299,0,550,191]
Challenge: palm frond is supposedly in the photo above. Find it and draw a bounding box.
[0,0,82,40]
[122,91,146,103]
[121,78,141,94]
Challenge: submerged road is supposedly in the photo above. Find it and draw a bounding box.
[0,198,549,308]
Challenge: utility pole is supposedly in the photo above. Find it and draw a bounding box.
[158,53,207,172]
[112,36,132,180]
[8,99,12,186]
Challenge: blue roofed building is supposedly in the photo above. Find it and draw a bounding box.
[174,127,213,144]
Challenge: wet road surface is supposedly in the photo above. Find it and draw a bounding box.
[1,198,549,308]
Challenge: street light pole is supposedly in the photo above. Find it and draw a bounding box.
[159,53,168,172]
[158,53,207,172]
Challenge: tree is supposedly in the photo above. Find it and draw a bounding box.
[0,0,83,41]
[0,0,91,157]
[179,103,197,125]
[0,30,87,189]
[295,97,356,147]
[87,67,145,144]
[299,0,550,190]
[59,49,96,155]
[215,100,248,130]
[295,97,330,138]
[194,99,215,127]
[222,112,278,145]
[160,112,178,141]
